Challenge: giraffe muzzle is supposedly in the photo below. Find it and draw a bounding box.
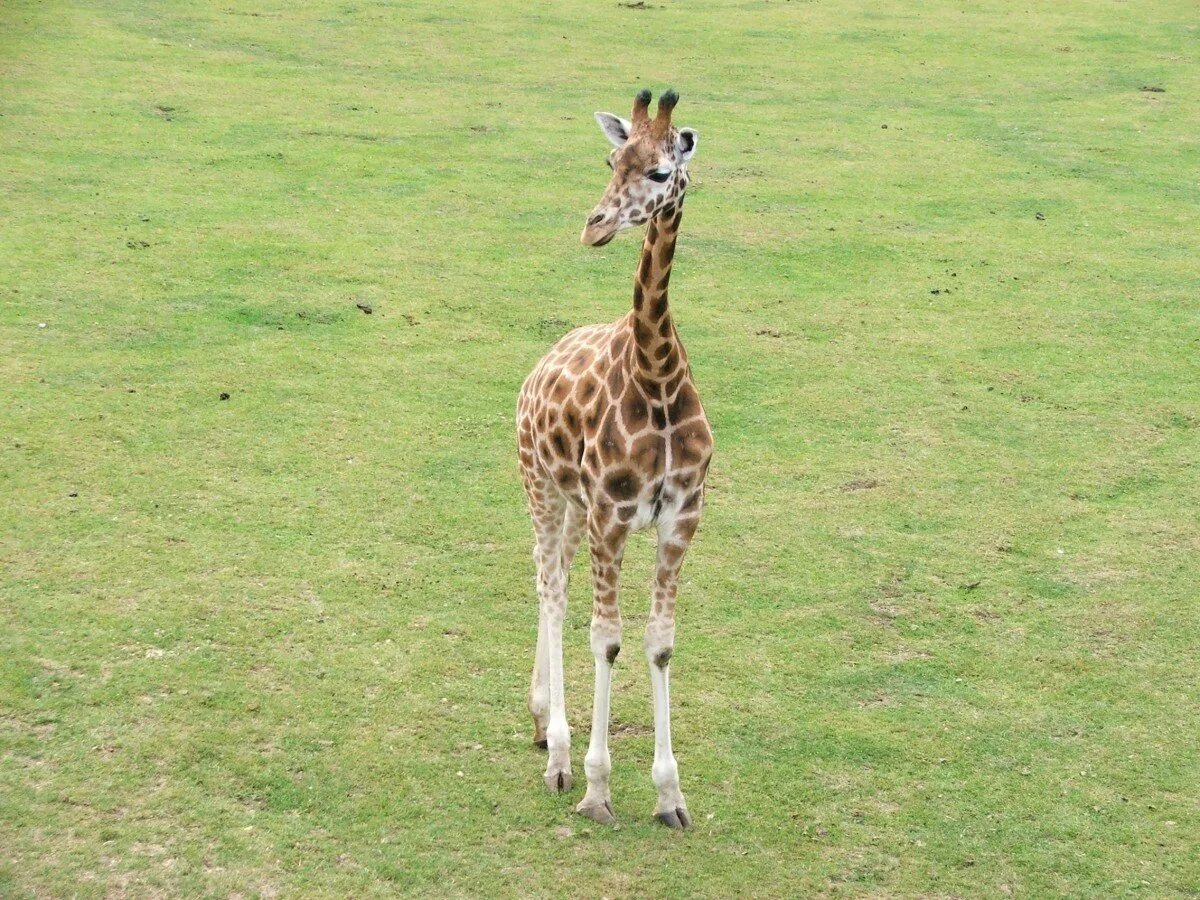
[581,214,618,247]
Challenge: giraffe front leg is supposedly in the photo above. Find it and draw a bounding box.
[576,508,627,825]
[646,512,699,829]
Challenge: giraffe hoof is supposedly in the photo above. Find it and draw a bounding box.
[576,799,616,825]
[655,807,692,830]
[533,738,548,750]
[544,770,573,793]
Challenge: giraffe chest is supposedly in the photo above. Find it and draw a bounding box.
[583,389,712,531]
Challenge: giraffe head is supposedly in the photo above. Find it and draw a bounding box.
[580,89,698,247]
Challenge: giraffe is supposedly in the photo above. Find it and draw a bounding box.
[515,89,712,829]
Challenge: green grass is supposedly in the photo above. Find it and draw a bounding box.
[2,0,1198,895]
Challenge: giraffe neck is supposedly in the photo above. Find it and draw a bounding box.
[630,190,686,386]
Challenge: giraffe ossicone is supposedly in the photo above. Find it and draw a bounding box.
[516,88,712,829]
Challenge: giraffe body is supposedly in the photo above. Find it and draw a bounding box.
[515,90,711,828]
[518,312,711,535]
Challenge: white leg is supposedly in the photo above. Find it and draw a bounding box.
[533,504,584,747]
[528,607,549,746]
[528,496,572,792]
[541,568,572,791]
[645,512,699,828]
[576,646,617,823]
[576,512,626,823]
[648,653,687,826]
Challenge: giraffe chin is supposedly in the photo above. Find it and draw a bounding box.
[580,226,618,247]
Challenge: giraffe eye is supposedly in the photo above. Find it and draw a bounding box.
[647,169,671,183]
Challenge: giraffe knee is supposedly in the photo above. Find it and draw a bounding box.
[590,621,622,663]
[645,638,674,669]
[645,627,675,668]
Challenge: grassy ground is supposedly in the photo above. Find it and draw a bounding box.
[2,0,1198,895]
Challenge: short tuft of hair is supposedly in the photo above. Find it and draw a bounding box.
[658,89,679,111]
[636,88,652,104]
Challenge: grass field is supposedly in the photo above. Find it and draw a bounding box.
[2,0,1199,895]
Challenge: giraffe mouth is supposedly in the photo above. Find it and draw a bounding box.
[580,226,619,248]
[580,220,619,247]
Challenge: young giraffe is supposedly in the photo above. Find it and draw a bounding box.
[516,89,712,829]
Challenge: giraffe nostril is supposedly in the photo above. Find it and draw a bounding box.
[587,212,605,226]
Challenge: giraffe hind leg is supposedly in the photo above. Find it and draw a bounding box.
[525,477,573,791]
[527,503,581,749]
[525,475,566,750]
[529,610,549,748]
[561,502,586,573]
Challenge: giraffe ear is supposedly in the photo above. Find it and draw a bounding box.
[677,128,698,162]
[595,112,632,148]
